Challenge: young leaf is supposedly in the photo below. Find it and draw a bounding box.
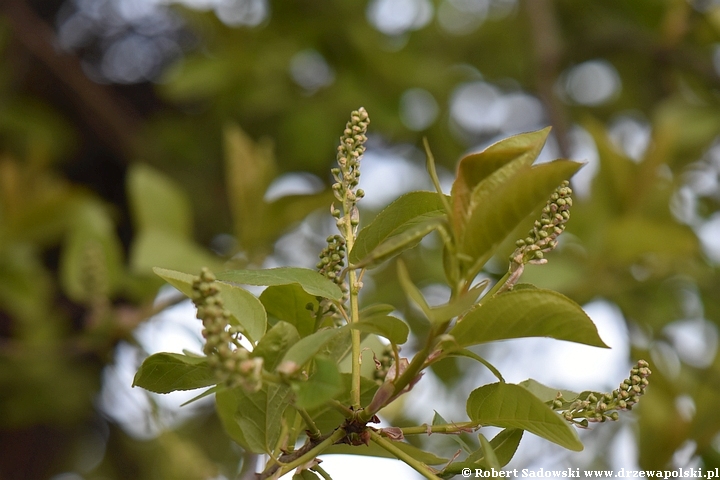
[360,304,396,318]
[459,160,582,277]
[293,357,343,410]
[132,352,216,394]
[260,284,318,337]
[153,267,196,298]
[349,314,409,345]
[451,128,551,236]
[216,267,342,300]
[466,382,582,451]
[127,164,193,237]
[351,217,444,270]
[280,327,349,368]
[216,282,267,343]
[215,383,292,454]
[252,321,301,371]
[442,428,523,476]
[447,288,608,349]
[478,434,500,470]
[152,267,267,343]
[519,378,580,405]
[350,191,448,267]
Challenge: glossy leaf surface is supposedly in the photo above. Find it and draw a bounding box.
[350,191,447,267]
[216,267,342,300]
[132,352,215,394]
[448,288,608,348]
[466,383,582,451]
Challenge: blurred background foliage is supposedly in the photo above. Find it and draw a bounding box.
[1,0,720,478]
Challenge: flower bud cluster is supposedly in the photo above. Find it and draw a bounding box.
[331,108,369,232]
[192,268,263,392]
[511,181,573,267]
[372,344,396,385]
[556,360,651,427]
[317,234,349,305]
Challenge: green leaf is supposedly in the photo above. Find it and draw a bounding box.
[252,321,301,371]
[216,282,267,344]
[350,191,448,267]
[459,160,582,276]
[215,383,292,454]
[352,217,445,269]
[132,229,224,275]
[360,304,396,318]
[350,314,409,345]
[152,267,196,297]
[293,357,342,409]
[518,379,580,404]
[479,434,500,470]
[324,441,448,465]
[127,164,193,237]
[447,288,608,348]
[466,382,582,451]
[487,428,523,467]
[152,267,267,343]
[442,428,523,476]
[260,284,318,337]
[132,353,216,394]
[216,267,342,300]
[451,128,551,236]
[280,328,349,368]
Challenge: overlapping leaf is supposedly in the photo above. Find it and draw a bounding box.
[466,382,582,451]
[459,160,582,275]
[215,383,292,454]
[216,267,342,300]
[350,191,448,268]
[132,352,216,394]
[448,287,608,349]
[153,267,267,343]
[450,128,551,236]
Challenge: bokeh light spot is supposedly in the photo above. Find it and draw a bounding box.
[366,0,433,36]
[289,50,335,93]
[563,59,621,106]
[399,88,439,131]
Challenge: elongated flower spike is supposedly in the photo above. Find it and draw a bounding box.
[331,107,369,234]
[499,180,573,293]
[192,268,263,392]
[555,360,651,427]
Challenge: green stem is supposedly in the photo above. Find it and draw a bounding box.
[312,464,334,480]
[369,430,439,480]
[400,421,479,435]
[295,406,322,439]
[485,271,511,298]
[347,268,362,410]
[269,428,347,479]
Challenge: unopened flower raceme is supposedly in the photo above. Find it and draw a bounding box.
[192,268,263,392]
[499,181,573,292]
